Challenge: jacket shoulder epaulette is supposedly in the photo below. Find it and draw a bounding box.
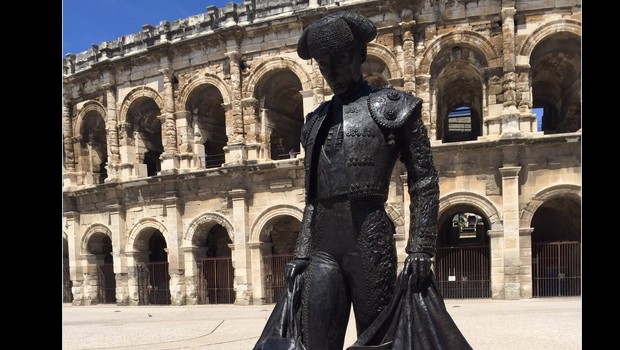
[368,88,422,129]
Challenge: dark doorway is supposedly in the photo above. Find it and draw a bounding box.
[435,209,491,299]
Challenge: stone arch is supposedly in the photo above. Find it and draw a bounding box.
[418,30,499,76]
[439,191,502,231]
[520,184,581,228]
[73,100,107,137]
[250,204,304,243]
[366,42,402,82]
[518,19,582,58]
[126,217,168,252]
[244,57,313,96]
[80,223,112,254]
[177,73,232,109]
[118,86,164,125]
[184,212,235,247]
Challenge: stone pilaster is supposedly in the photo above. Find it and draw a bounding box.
[499,7,521,138]
[499,166,522,299]
[103,84,121,182]
[488,229,504,299]
[107,204,128,305]
[229,189,253,305]
[163,197,185,305]
[226,51,245,144]
[159,68,179,174]
[519,228,534,299]
[401,20,416,92]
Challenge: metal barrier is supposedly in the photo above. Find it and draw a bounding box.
[532,241,581,297]
[263,254,294,304]
[435,245,491,299]
[136,262,171,305]
[198,257,235,304]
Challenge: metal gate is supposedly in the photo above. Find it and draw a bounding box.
[136,262,171,305]
[435,245,490,299]
[63,264,73,303]
[263,254,293,304]
[96,263,116,303]
[532,241,581,297]
[198,257,235,304]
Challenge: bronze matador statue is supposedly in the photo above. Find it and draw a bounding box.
[254,10,472,350]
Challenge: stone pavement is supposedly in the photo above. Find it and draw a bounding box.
[62,297,581,350]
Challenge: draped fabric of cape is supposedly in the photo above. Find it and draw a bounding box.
[347,270,473,350]
[252,271,306,350]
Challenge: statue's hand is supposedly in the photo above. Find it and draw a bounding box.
[403,252,432,290]
[285,259,310,290]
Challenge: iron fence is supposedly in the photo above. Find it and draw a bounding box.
[532,241,581,297]
[435,245,491,299]
[198,257,235,304]
[263,254,294,304]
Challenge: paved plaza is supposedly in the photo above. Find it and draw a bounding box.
[62,297,582,350]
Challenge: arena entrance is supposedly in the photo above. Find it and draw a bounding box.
[86,231,116,304]
[63,237,73,303]
[531,195,581,297]
[260,215,300,304]
[136,231,171,305]
[197,224,234,304]
[434,207,491,299]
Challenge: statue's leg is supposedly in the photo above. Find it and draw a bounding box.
[345,205,397,336]
[301,250,351,350]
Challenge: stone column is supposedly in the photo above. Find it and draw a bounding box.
[248,242,268,304]
[226,51,245,144]
[223,51,246,164]
[229,189,253,305]
[499,166,522,299]
[159,68,179,174]
[183,246,205,305]
[499,6,521,138]
[162,197,185,305]
[487,229,504,299]
[62,95,78,188]
[107,204,128,305]
[416,75,435,141]
[103,84,121,182]
[519,228,534,299]
[64,211,83,305]
[401,20,416,92]
[242,97,261,162]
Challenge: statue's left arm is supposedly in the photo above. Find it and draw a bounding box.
[398,96,440,286]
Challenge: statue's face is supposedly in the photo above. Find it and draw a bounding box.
[315,45,364,97]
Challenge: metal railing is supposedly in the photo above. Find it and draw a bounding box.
[198,257,235,304]
[435,245,491,299]
[263,254,294,304]
[532,241,581,297]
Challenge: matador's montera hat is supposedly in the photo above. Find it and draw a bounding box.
[297,11,377,60]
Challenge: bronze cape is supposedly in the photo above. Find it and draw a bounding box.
[253,265,473,350]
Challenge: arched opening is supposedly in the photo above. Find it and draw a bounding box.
[260,215,300,303]
[86,232,116,304]
[531,196,581,297]
[194,223,234,304]
[435,205,491,299]
[134,230,171,305]
[530,34,581,134]
[254,70,303,160]
[362,56,390,89]
[126,98,163,176]
[63,237,73,303]
[435,58,484,143]
[186,85,228,168]
[79,111,108,184]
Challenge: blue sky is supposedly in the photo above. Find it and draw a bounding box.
[62,0,237,56]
